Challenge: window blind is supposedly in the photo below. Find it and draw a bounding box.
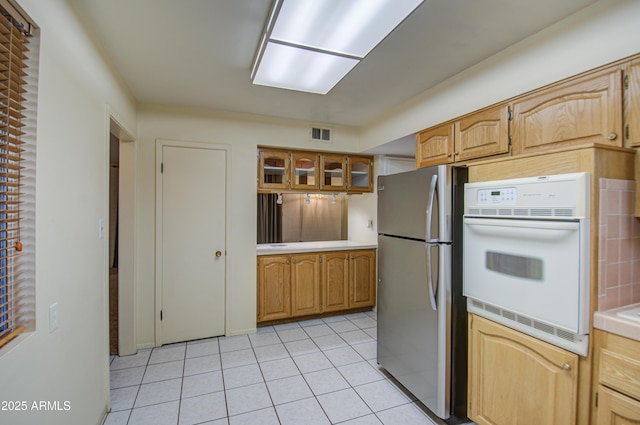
[0,3,30,349]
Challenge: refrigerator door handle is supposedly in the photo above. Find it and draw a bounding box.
[425,243,438,311]
[426,173,438,243]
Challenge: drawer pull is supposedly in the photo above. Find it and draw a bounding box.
[607,132,617,140]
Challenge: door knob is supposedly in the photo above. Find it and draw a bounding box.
[215,251,222,258]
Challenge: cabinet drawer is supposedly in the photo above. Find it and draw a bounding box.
[600,348,640,401]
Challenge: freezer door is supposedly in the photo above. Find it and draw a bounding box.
[377,235,451,418]
[378,166,448,241]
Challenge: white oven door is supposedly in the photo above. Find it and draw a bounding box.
[463,217,589,334]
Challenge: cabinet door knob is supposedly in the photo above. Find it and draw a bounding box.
[607,132,617,140]
[561,363,571,371]
[215,251,222,258]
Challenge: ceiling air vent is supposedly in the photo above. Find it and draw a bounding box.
[310,126,332,143]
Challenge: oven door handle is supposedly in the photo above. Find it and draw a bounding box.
[464,217,579,239]
[425,243,438,311]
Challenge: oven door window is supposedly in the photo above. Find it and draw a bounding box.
[486,251,544,281]
[463,217,584,333]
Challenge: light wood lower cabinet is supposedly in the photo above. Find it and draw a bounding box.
[258,249,376,323]
[257,255,291,322]
[349,250,376,309]
[290,254,322,317]
[322,252,350,313]
[468,314,578,425]
[593,329,640,425]
[597,387,640,425]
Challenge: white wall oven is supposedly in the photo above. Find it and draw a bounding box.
[463,173,590,355]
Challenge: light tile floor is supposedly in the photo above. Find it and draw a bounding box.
[104,311,438,425]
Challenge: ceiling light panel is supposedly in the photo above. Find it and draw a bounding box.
[271,0,424,57]
[253,42,359,94]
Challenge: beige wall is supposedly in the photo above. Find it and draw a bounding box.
[0,1,136,425]
[135,105,360,347]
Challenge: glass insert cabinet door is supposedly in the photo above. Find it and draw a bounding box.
[348,156,373,192]
[259,150,290,190]
[291,152,320,190]
[321,154,347,191]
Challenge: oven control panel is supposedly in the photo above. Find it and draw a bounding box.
[464,172,590,219]
[476,187,516,205]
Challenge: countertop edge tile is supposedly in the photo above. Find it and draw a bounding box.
[256,241,377,256]
[593,303,640,342]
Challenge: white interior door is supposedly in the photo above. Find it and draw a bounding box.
[159,144,226,345]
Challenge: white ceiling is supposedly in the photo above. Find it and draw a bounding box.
[68,0,598,134]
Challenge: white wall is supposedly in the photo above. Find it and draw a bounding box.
[360,0,640,150]
[0,1,136,425]
[135,105,360,346]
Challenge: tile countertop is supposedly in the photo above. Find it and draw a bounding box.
[256,240,377,256]
[593,303,640,342]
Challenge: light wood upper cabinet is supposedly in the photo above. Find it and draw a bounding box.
[512,68,623,155]
[257,255,291,322]
[258,150,291,191]
[291,152,320,191]
[628,59,640,147]
[320,154,347,192]
[593,330,640,425]
[416,104,509,168]
[322,252,350,313]
[416,123,454,168]
[290,254,321,317]
[455,104,510,162]
[258,148,373,193]
[468,314,578,425]
[347,156,374,193]
[349,249,376,309]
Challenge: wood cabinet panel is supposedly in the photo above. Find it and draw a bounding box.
[291,152,320,191]
[629,60,640,147]
[600,348,640,402]
[416,123,454,168]
[597,387,640,425]
[594,330,640,425]
[320,154,347,191]
[258,150,290,191]
[322,252,350,313]
[347,156,373,193]
[512,68,623,155]
[468,315,578,425]
[257,256,291,322]
[291,254,321,317]
[349,250,376,309]
[455,104,510,161]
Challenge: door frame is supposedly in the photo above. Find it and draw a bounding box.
[104,106,137,357]
[154,139,231,346]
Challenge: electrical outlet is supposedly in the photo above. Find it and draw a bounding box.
[49,303,59,333]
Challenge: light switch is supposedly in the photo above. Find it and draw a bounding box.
[98,218,105,239]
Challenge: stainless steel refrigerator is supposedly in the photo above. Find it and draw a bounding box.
[377,165,467,423]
